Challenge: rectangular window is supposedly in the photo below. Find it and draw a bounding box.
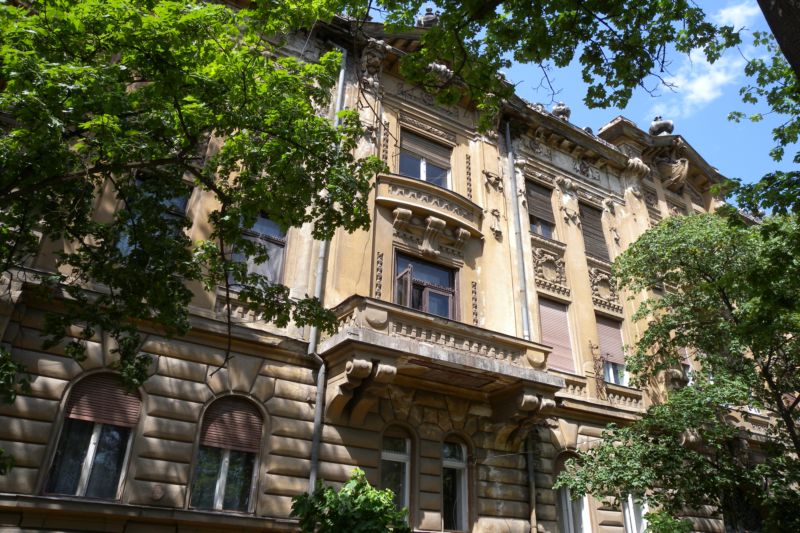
[190,446,256,512]
[539,298,574,373]
[442,441,467,531]
[395,253,456,319]
[117,179,191,256]
[597,315,626,385]
[399,130,451,189]
[230,215,286,286]
[579,203,609,262]
[526,181,557,240]
[380,434,411,511]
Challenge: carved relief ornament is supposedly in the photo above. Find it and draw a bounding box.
[398,113,456,144]
[589,267,623,314]
[360,38,390,93]
[533,247,569,296]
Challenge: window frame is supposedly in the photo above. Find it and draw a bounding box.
[398,130,452,190]
[623,494,648,533]
[188,397,264,514]
[441,440,468,532]
[393,253,457,320]
[228,214,288,288]
[191,445,260,512]
[557,486,591,533]
[380,430,412,514]
[46,419,135,500]
[603,361,628,386]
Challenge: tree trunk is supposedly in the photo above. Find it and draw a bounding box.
[757,0,800,81]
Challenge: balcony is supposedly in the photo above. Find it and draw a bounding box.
[375,174,483,246]
[318,297,564,434]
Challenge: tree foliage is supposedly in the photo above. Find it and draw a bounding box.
[557,214,800,532]
[290,468,412,533]
[0,0,384,390]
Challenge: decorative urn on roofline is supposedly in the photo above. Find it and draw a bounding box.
[552,101,571,121]
[649,116,674,136]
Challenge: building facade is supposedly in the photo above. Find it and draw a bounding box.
[0,17,742,533]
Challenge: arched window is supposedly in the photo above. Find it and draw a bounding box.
[380,426,412,511]
[190,397,263,512]
[555,454,591,533]
[45,373,141,499]
[442,438,468,531]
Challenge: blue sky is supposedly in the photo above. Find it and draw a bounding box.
[502,0,797,185]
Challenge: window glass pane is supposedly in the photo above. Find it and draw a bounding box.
[427,291,451,318]
[250,217,285,240]
[399,151,422,179]
[247,238,284,283]
[426,163,448,188]
[222,450,255,511]
[570,494,585,533]
[191,446,223,509]
[539,220,555,239]
[46,418,94,495]
[84,424,131,499]
[412,284,424,311]
[381,459,407,509]
[442,442,463,461]
[442,467,461,530]
[382,436,407,454]
[411,260,453,288]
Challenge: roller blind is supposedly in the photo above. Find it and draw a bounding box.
[65,373,141,428]
[539,298,574,373]
[401,130,451,169]
[200,397,263,453]
[580,203,609,262]
[526,182,556,224]
[596,316,624,364]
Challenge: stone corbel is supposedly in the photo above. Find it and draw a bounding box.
[392,207,412,232]
[622,157,650,199]
[421,216,446,256]
[453,227,471,251]
[349,361,398,425]
[483,170,503,193]
[326,358,373,422]
[491,387,559,448]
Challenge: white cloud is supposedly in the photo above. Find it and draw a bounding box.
[714,2,761,29]
[646,49,745,121]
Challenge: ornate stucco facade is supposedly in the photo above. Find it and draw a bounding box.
[0,17,752,533]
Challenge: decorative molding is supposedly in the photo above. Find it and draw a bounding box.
[602,198,616,215]
[573,157,600,181]
[381,120,390,163]
[327,357,398,425]
[555,175,577,195]
[395,81,458,118]
[527,137,553,160]
[489,208,503,240]
[533,247,570,297]
[559,205,581,227]
[387,182,475,222]
[483,170,503,193]
[374,252,384,299]
[471,281,478,326]
[589,267,623,314]
[398,112,456,143]
[465,154,473,199]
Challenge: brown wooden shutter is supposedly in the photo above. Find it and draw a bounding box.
[401,130,451,169]
[596,316,624,364]
[526,182,555,224]
[65,373,141,428]
[200,397,263,453]
[539,298,574,373]
[580,203,609,261]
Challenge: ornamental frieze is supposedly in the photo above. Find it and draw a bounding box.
[589,266,623,314]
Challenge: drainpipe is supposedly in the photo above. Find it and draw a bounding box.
[506,121,531,340]
[308,45,347,492]
[525,434,538,531]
